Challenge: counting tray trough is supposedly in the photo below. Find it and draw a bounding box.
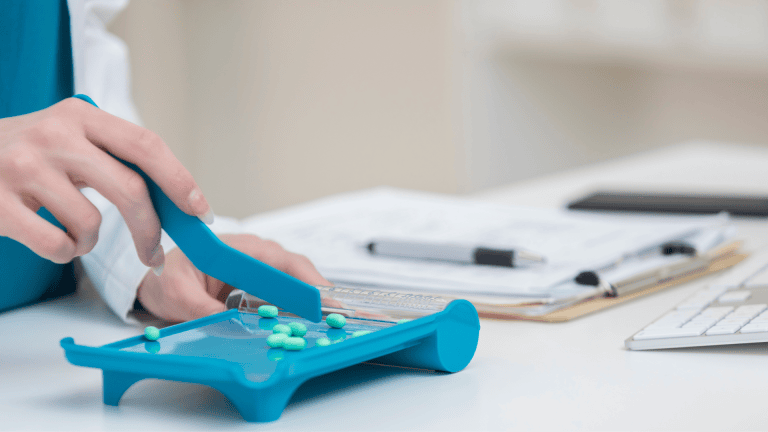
[61,299,479,422]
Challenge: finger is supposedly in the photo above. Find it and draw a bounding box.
[282,251,332,286]
[69,98,213,222]
[321,297,348,309]
[22,171,102,257]
[220,234,331,285]
[138,257,225,322]
[64,140,164,268]
[0,196,76,263]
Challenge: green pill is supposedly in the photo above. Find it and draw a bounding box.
[258,305,278,318]
[266,333,289,348]
[351,330,371,338]
[326,313,346,329]
[283,337,307,351]
[397,319,412,324]
[288,322,307,337]
[144,326,160,341]
[315,337,331,347]
[273,324,292,335]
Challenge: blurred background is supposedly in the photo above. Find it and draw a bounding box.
[109,0,768,218]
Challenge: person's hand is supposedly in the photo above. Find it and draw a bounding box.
[136,234,332,322]
[0,98,213,271]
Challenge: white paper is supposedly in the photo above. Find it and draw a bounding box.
[243,188,731,297]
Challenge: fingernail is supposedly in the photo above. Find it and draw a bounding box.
[149,244,165,274]
[198,208,214,225]
[188,189,213,223]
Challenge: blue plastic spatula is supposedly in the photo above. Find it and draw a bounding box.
[73,94,322,322]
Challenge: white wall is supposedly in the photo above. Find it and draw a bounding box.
[459,0,768,191]
[111,1,768,216]
[111,1,460,218]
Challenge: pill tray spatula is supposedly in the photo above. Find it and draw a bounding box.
[72,94,322,322]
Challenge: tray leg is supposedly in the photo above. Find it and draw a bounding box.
[218,381,301,422]
[102,370,143,406]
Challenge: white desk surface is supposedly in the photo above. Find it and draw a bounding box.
[5,141,768,431]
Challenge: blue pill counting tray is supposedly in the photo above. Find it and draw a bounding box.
[61,287,480,422]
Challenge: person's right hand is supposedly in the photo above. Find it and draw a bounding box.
[0,97,213,272]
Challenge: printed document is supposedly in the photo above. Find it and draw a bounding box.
[242,188,731,298]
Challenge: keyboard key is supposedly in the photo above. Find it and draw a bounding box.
[677,291,721,309]
[646,310,700,329]
[717,317,751,327]
[707,285,733,294]
[676,303,706,311]
[686,317,718,328]
[644,322,683,330]
[699,306,734,319]
[680,323,712,332]
[736,304,767,311]
[739,323,768,334]
[633,328,707,340]
[706,325,742,335]
[717,290,752,303]
[732,304,767,318]
[662,310,700,320]
[647,318,693,328]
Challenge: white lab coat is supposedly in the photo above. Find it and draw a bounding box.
[67,0,242,321]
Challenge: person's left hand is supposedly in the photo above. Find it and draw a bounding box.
[136,233,331,322]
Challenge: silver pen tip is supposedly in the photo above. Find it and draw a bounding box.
[517,250,547,264]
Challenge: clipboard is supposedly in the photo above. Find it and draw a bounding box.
[475,241,745,322]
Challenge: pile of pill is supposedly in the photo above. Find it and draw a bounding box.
[267,321,309,351]
[263,312,380,354]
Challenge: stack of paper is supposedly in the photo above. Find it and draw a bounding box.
[242,188,734,310]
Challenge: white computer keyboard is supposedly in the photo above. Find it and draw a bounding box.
[626,249,768,350]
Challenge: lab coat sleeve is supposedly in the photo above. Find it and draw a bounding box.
[79,188,244,323]
[69,0,246,322]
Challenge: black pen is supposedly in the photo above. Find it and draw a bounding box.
[365,239,546,268]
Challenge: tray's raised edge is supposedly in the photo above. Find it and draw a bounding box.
[60,335,251,386]
[61,299,480,389]
[100,309,240,350]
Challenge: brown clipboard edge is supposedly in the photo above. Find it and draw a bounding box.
[476,245,746,323]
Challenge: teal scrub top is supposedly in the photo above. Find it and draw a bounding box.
[0,0,77,311]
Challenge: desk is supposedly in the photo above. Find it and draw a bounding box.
[5,141,768,431]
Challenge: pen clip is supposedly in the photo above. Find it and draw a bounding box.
[574,271,617,297]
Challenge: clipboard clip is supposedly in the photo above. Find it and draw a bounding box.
[575,241,702,298]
